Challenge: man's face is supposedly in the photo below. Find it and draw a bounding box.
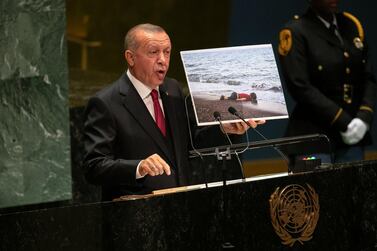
[126,30,171,89]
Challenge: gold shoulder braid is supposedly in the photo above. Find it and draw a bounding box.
[360,105,374,113]
[343,12,364,41]
[279,29,292,56]
[343,12,364,49]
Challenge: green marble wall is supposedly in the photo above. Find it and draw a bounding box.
[0,0,71,208]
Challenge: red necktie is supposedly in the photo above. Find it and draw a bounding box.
[151,89,166,136]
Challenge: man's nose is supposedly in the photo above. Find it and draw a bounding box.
[157,52,168,64]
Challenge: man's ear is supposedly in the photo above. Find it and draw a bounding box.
[125,50,134,67]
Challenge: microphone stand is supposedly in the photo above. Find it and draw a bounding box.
[228,106,290,164]
[184,95,208,187]
[214,112,235,250]
[189,134,330,157]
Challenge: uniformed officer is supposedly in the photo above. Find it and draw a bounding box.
[278,0,377,162]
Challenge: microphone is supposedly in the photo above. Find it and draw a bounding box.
[213,111,222,121]
[227,106,289,163]
[213,111,232,144]
[213,111,245,179]
[228,106,253,128]
[213,111,233,144]
[227,106,251,154]
[228,106,239,116]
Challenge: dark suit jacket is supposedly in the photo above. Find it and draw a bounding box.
[83,73,190,200]
[279,8,376,151]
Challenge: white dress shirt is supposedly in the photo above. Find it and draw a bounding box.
[126,70,165,121]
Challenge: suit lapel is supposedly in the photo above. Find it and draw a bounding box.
[160,84,183,168]
[118,75,173,164]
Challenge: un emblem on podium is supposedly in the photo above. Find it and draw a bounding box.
[269,184,320,247]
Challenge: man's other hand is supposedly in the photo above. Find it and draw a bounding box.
[139,154,171,176]
[222,119,266,135]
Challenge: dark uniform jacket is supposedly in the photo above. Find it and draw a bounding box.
[279,8,376,151]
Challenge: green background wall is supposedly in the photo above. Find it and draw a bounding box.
[0,0,71,208]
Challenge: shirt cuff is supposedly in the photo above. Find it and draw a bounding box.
[135,161,146,179]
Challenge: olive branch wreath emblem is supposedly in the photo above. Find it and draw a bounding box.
[269,184,320,247]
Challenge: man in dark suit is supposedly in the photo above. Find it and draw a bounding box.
[278,0,376,162]
[83,23,264,200]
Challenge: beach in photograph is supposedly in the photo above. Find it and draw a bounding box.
[192,93,287,123]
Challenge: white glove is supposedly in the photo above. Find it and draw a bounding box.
[340,118,369,145]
